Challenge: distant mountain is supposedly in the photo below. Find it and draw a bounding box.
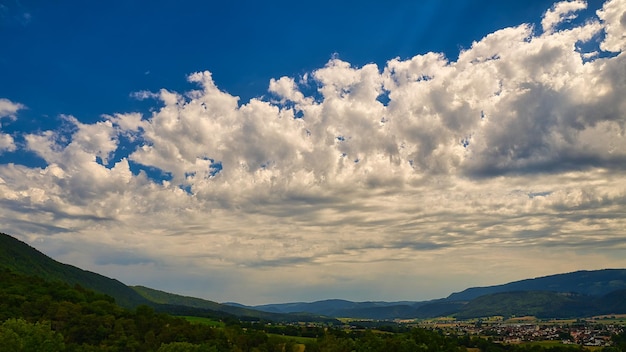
[454,291,594,319]
[251,299,426,315]
[3,232,626,321]
[235,299,407,319]
[0,232,150,308]
[132,285,338,323]
[235,269,626,320]
[234,299,461,320]
[148,269,626,319]
[253,299,366,315]
[447,269,626,301]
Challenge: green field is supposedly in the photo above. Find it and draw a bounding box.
[588,314,626,325]
[521,340,603,351]
[523,341,566,347]
[267,333,316,344]
[180,316,226,327]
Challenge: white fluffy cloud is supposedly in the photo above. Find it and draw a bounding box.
[0,133,15,152]
[542,0,587,34]
[1,0,626,304]
[598,0,626,52]
[0,98,25,152]
[0,98,26,119]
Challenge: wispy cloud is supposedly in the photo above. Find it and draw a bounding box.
[0,2,32,27]
[0,98,25,119]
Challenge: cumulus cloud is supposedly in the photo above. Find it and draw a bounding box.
[1,0,625,303]
[542,0,587,34]
[0,98,26,119]
[0,134,15,152]
[598,0,626,52]
[0,98,25,152]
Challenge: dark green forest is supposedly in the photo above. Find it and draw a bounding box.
[2,268,626,351]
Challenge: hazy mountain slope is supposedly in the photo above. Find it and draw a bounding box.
[250,299,431,315]
[253,299,363,315]
[0,232,150,308]
[447,269,626,301]
[412,300,467,318]
[132,285,338,322]
[248,299,467,320]
[454,289,626,319]
[132,285,226,310]
[244,270,626,319]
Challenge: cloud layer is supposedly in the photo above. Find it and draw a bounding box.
[1,0,625,304]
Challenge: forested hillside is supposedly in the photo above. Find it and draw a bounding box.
[0,233,334,322]
[0,268,231,350]
[448,270,626,301]
[0,233,150,308]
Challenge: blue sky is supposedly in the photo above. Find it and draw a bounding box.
[2,0,564,120]
[1,0,625,305]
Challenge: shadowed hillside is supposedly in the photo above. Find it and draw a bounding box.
[0,232,149,308]
[0,232,337,322]
[447,269,626,301]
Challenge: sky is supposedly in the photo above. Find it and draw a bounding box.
[1,0,625,305]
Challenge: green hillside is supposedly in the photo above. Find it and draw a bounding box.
[0,232,336,322]
[597,289,626,315]
[4,267,552,352]
[455,291,603,319]
[0,268,308,351]
[0,232,149,308]
[132,285,227,310]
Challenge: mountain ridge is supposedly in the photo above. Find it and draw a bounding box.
[447,269,626,301]
[233,269,626,319]
[2,232,626,320]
